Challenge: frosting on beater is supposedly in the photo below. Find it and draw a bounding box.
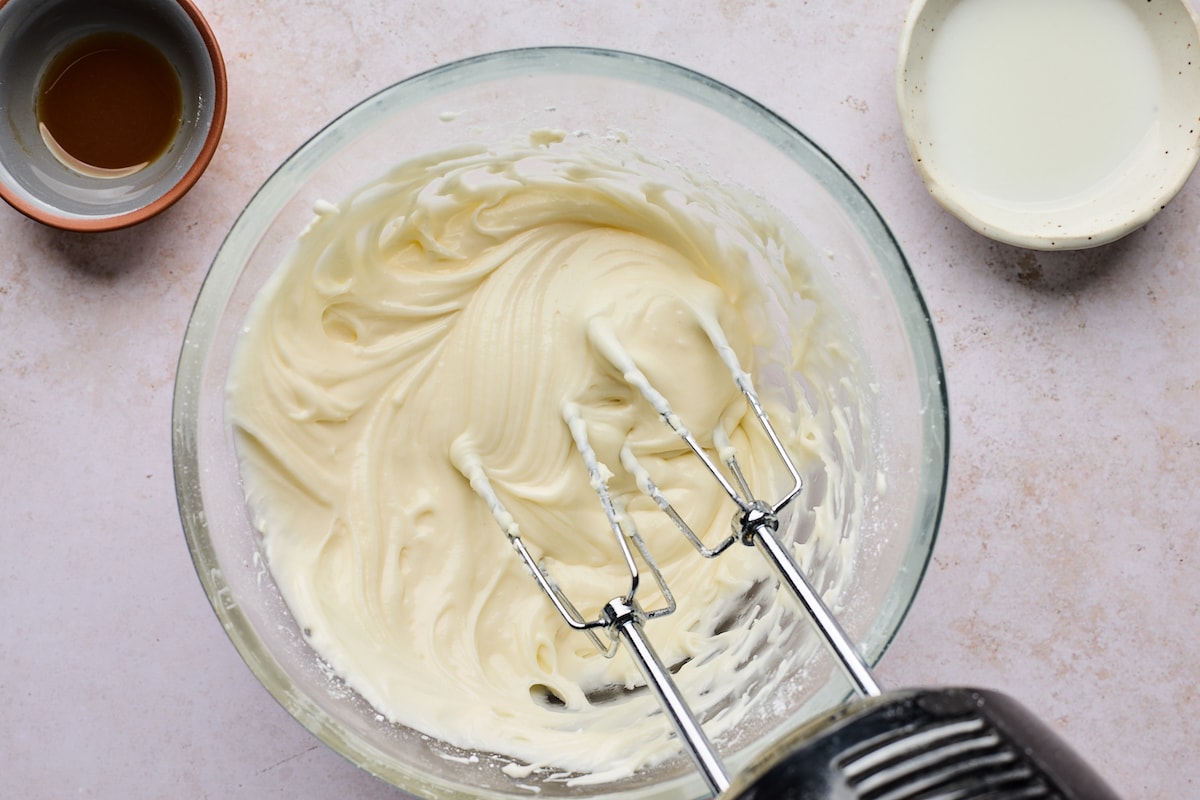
[227,134,868,782]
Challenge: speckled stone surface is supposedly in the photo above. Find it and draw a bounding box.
[1,1,1197,797]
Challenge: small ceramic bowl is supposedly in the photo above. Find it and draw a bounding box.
[0,0,226,232]
[898,0,1200,250]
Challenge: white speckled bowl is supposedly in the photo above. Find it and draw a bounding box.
[898,0,1200,250]
[173,48,947,800]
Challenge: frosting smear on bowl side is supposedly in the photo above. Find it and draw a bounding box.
[226,134,871,782]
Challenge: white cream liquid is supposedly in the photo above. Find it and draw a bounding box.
[924,0,1161,204]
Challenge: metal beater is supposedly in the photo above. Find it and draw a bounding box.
[458,314,1121,799]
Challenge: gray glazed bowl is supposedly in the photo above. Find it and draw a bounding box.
[0,0,226,231]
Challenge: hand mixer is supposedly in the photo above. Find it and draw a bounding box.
[458,314,1121,800]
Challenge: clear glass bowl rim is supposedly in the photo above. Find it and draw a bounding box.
[172,45,950,799]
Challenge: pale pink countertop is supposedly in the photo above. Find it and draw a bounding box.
[2,1,1197,797]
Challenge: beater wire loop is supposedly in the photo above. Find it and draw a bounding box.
[588,313,805,558]
[586,312,880,699]
[452,410,731,795]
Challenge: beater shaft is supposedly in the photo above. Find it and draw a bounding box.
[604,597,731,795]
[740,508,882,698]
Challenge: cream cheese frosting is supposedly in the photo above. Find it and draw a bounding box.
[227,133,870,782]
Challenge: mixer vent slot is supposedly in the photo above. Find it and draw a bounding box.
[837,717,1056,799]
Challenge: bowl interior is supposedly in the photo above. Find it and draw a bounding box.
[897,0,1200,250]
[174,48,947,800]
[0,0,224,229]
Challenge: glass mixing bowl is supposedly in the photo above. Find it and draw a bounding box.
[173,47,947,800]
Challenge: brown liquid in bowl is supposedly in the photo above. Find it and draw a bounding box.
[37,32,183,176]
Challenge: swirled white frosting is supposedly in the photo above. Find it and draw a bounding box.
[227,133,868,782]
